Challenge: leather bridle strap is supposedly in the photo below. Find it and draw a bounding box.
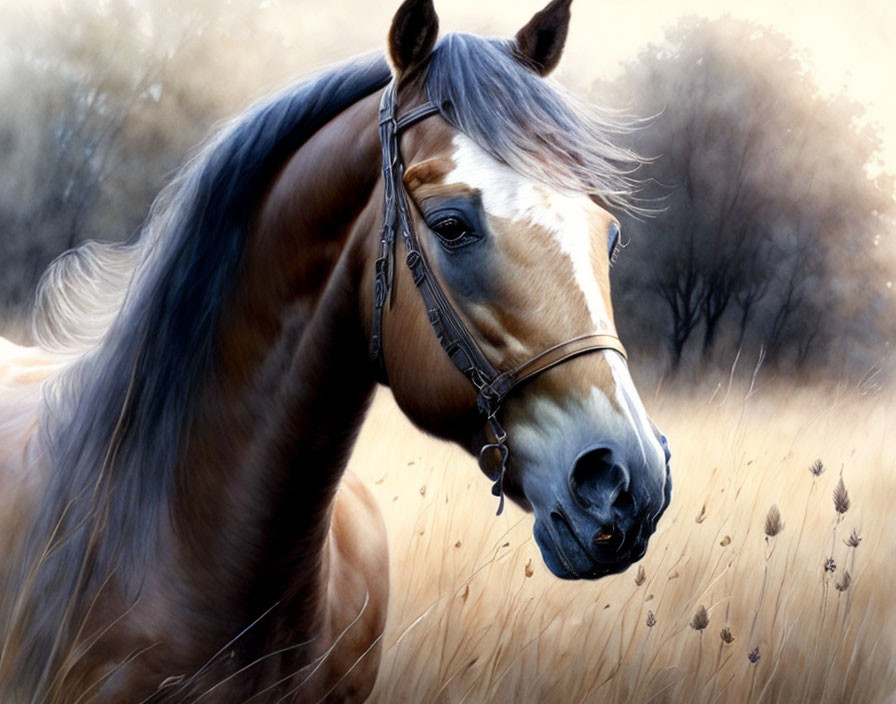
[396,102,443,131]
[477,333,627,418]
[372,82,498,387]
[370,84,444,366]
[371,80,628,515]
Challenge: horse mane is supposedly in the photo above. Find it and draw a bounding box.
[5,51,391,696]
[423,33,644,210]
[31,53,392,357]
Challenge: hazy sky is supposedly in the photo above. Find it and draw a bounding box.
[259,0,896,173]
[6,0,895,171]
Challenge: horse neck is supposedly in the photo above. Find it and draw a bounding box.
[173,91,384,635]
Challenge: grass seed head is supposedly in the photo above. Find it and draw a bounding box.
[833,477,850,514]
[646,610,656,628]
[634,564,646,586]
[835,570,852,592]
[690,605,709,631]
[824,557,837,573]
[845,529,862,548]
[720,627,735,644]
[809,459,825,477]
[748,647,761,663]
[764,504,784,537]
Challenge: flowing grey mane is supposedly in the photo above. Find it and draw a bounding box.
[424,33,642,206]
[7,52,393,696]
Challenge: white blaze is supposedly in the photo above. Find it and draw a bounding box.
[442,135,666,497]
[444,134,613,333]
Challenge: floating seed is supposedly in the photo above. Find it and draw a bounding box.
[634,565,646,586]
[833,477,850,514]
[690,605,709,631]
[844,529,862,548]
[764,505,784,537]
[835,570,852,592]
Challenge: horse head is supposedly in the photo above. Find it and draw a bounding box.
[363,0,672,579]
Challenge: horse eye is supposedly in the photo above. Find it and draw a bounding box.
[432,216,470,243]
[608,222,621,264]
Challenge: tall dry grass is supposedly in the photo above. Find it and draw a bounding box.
[347,382,896,703]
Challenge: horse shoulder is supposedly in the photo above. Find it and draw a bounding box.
[314,470,388,703]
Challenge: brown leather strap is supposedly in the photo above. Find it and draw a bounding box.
[505,332,625,386]
[478,333,626,414]
[396,102,441,130]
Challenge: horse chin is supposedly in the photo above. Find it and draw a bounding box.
[533,518,643,580]
[527,460,672,581]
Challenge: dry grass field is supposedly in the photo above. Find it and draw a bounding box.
[348,380,896,703]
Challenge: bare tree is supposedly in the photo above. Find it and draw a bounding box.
[600,17,895,380]
[0,0,276,337]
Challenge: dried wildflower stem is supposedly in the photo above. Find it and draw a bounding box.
[830,513,841,561]
[704,604,733,703]
[804,510,841,703]
[821,534,860,700]
[581,588,642,695]
[703,647,735,704]
[820,577,860,703]
[748,540,774,646]
[628,620,654,703]
[747,656,760,702]
[755,619,798,704]
[639,623,681,695]
[709,671,738,704]
[792,477,817,580]
[842,544,858,628]
[694,631,705,690]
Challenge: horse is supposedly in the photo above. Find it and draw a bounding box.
[0,0,671,700]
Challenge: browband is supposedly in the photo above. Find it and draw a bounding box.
[395,102,442,130]
[372,81,628,514]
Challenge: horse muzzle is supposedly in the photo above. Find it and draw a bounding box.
[523,433,672,580]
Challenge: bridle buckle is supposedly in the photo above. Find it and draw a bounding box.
[478,414,509,515]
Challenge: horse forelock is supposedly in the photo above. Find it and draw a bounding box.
[423,33,645,212]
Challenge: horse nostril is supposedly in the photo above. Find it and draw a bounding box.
[614,489,635,513]
[569,445,630,511]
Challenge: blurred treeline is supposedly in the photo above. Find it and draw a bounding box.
[598,18,895,385]
[0,0,308,337]
[0,4,893,384]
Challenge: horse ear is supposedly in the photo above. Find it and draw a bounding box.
[388,0,439,74]
[514,0,573,76]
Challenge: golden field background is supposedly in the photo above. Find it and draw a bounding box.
[0,2,892,702]
[348,382,896,703]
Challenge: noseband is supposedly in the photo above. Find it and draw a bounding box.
[371,81,628,515]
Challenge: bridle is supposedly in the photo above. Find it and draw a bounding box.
[371,81,628,515]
